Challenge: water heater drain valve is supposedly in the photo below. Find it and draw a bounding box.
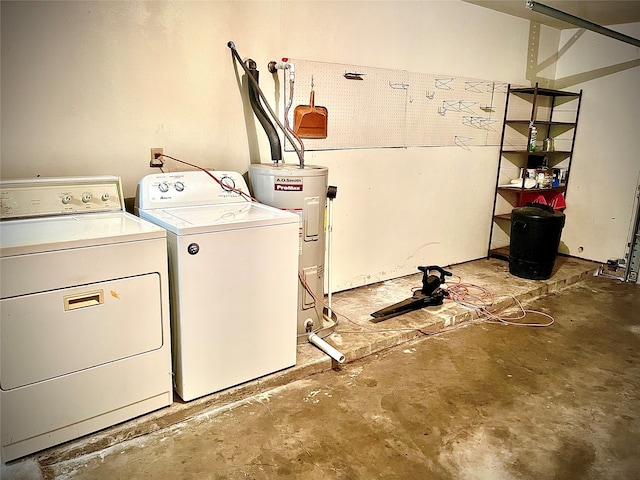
[304,318,314,332]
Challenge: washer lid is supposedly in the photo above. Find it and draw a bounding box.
[138,201,299,235]
[0,212,166,257]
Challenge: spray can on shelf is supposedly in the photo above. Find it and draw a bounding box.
[529,125,537,152]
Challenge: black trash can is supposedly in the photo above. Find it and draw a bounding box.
[509,202,565,280]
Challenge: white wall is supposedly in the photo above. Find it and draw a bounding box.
[2,1,635,292]
[553,23,640,264]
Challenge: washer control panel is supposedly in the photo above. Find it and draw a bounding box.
[0,176,124,219]
[137,171,250,210]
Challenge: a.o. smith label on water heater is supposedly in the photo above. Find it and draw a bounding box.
[274,177,303,192]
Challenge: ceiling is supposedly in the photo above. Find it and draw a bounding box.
[463,1,640,29]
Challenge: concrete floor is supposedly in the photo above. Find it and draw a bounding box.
[4,257,640,479]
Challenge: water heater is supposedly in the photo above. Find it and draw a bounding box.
[249,163,328,342]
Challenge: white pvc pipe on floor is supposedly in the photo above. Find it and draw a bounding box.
[309,333,345,363]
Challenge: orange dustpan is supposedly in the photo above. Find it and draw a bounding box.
[294,86,328,139]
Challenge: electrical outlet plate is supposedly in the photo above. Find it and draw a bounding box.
[150,148,163,167]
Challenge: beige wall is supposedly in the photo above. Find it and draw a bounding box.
[553,22,640,265]
[2,1,637,291]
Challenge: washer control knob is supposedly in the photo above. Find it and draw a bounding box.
[61,195,72,204]
[174,182,185,192]
[158,182,169,193]
[81,193,92,203]
[101,193,111,202]
[220,176,236,192]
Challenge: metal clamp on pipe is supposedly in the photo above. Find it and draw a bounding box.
[309,332,345,363]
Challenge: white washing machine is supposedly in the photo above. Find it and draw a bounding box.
[0,176,173,463]
[136,170,299,402]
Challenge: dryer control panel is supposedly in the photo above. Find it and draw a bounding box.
[0,176,125,219]
[137,170,250,210]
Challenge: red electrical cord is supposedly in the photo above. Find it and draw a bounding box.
[445,275,554,327]
[157,154,259,203]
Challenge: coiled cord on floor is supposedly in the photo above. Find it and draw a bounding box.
[334,272,554,337]
[445,275,554,327]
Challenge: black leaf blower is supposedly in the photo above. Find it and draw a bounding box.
[370,266,452,323]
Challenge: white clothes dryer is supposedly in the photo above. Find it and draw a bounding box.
[0,176,173,463]
[137,170,299,402]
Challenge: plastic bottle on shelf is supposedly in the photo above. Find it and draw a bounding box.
[529,126,537,152]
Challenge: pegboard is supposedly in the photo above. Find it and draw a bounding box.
[283,59,508,151]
